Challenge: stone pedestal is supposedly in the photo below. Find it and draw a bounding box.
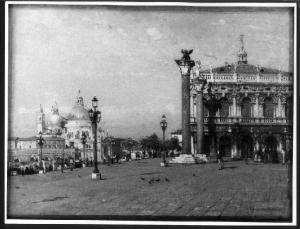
[169,154,196,164]
[92,172,101,180]
[169,154,209,164]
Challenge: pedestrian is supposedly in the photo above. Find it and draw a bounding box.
[281,148,286,165]
[116,152,120,164]
[20,163,25,176]
[41,160,46,174]
[70,158,74,171]
[262,147,267,163]
[257,148,262,163]
[287,148,293,164]
[60,158,64,173]
[244,149,249,165]
[217,150,224,170]
[52,159,56,171]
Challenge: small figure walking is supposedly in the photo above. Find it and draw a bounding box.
[42,160,46,174]
[217,150,224,170]
[281,148,286,165]
[20,163,25,176]
[70,158,74,171]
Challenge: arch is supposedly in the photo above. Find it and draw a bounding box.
[239,130,254,158]
[264,135,279,163]
[203,135,210,155]
[203,99,209,117]
[241,97,251,118]
[219,98,230,117]
[263,97,274,118]
[219,135,231,157]
[285,96,293,120]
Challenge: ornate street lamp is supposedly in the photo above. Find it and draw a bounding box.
[88,96,101,180]
[36,131,45,174]
[160,114,168,166]
[81,132,87,167]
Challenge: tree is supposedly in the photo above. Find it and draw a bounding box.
[166,137,181,151]
[140,133,163,157]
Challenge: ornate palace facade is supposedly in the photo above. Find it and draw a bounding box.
[190,37,293,162]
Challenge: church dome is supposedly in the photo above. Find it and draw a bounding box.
[48,102,63,128]
[68,90,90,121]
[49,113,63,127]
[69,104,90,120]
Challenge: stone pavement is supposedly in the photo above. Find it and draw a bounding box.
[7,158,291,221]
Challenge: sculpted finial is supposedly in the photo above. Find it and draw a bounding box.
[181,49,193,61]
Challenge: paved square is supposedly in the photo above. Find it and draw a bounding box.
[7,159,291,221]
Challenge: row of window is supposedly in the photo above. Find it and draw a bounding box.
[203,97,293,119]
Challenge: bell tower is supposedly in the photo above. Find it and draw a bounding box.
[37,104,46,134]
[237,34,248,64]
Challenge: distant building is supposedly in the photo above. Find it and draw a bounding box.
[8,135,65,162]
[8,90,105,162]
[189,35,293,161]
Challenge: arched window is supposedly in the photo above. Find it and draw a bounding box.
[219,98,229,117]
[241,97,251,118]
[263,97,274,118]
[203,99,209,117]
[285,97,293,120]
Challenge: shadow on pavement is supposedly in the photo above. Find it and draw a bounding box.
[223,166,237,169]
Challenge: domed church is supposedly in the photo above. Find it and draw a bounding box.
[37,90,94,149]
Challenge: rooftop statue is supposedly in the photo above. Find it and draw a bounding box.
[181,49,193,61]
[195,61,201,77]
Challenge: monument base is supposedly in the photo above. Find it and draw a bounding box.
[169,154,196,164]
[91,172,101,180]
[169,154,209,164]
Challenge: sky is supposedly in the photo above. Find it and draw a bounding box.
[8,4,294,139]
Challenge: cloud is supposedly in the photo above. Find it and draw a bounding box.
[146,27,163,41]
[211,19,227,25]
[116,27,129,40]
[248,24,262,30]
[17,107,35,115]
[204,52,217,60]
[165,103,176,114]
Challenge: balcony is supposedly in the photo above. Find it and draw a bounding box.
[190,116,292,125]
[200,73,293,84]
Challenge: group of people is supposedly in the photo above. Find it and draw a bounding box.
[217,147,292,170]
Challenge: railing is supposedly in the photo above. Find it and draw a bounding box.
[237,74,257,82]
[201,73,293,84]
[214,74,233,81]
[192,116,292,125]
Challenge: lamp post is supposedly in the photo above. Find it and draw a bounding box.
[175,49,195,155]
[160,114,168,166]
[88,96,101,180]
[81,132,87,167]
[36,131,45,174]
